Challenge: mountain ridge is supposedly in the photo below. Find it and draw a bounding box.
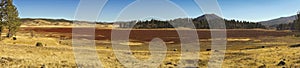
[20,14,298,27]
[259,15,297,26]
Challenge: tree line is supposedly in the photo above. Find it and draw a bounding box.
[0,0,21,40]
[133,19,174,29]
[127,18,266,29]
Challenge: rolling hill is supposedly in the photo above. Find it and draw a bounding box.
[259,15,297,26]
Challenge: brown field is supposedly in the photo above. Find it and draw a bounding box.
[1,27,300,68]
[21,27,293,41]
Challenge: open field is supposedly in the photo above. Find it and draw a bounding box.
[0,27,300,67]
[21,27,293,41]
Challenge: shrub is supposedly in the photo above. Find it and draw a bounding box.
[277,61,286,66]
[206,49,212,51]
[12,37,16,40]
[173,49,178,51]
[36,42,43,47]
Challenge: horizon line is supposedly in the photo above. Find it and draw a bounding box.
[19,14,297,23]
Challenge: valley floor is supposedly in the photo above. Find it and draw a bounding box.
[0,27,299,68]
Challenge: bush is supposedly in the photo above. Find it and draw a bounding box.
[12,37,16,40]
[206,49,212,51]
[277,61,286,66]
[36,42,43,47]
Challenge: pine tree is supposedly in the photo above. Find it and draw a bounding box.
[0,0,6,40]
[295,12,300,32]
[3,0,20,38]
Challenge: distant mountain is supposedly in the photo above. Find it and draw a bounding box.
[20,14,266,29]
[20,18,113,26]
[21,18,73,23]
[259,15,297,26]
[193,14,223,22]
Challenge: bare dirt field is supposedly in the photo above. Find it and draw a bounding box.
[1,27,300,68]
[21,27,293,41]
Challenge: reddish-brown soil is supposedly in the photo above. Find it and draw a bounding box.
[21,27,294,43]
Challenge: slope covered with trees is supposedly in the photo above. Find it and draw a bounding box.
[128,14,266,29]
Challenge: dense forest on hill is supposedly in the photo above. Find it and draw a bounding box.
[130,19,265,29]
[129,14,266,29]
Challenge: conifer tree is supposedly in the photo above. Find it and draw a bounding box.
[3,0,20,38]
[0,0,6,39]
[295,12,300,32]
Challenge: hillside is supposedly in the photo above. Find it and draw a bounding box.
[259,15,297,26]
[129,14,265,29]
[20,14,266,29]
[21,18,73,26]
[20,18,114,28]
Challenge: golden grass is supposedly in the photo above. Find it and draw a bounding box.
[2,36,59,46]
[0,29,299,67]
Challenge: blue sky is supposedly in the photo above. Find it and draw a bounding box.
[14,0,300,22]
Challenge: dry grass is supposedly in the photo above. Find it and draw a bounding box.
[0,27,300,67]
